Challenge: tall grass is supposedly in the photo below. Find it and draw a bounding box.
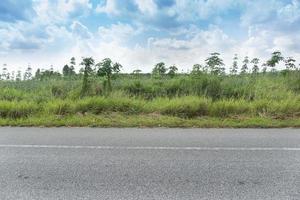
[0,101,39,118]
[0,71,300,120]
[0,96,298,119]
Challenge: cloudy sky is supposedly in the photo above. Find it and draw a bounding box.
[0,0,300,73]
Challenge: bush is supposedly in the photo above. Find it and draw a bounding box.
[74,96,144,114]
[287,71,300,93]
[0,88,25,101]
[0,101,39,118]
[46,100,74,115]
[51,85,68,99]
[205,77,222,100]
[75,97,108,114]
[221,77,255,100]
[148,96,210,118]
[267,99,300,117]
[209,99,251,117]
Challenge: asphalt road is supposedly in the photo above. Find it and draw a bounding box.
[0,128,300,200]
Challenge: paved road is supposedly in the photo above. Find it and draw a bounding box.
[0,128,300,200]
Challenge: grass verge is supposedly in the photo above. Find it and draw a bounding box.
[0,113,299,128]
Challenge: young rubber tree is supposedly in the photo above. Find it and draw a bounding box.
[132,69,142,75]
[191,64,207,76]
[251,58,260,74]
[230,54,239,75]
[240,56,249,74]
[35,69,41,80]
[262,63,267,74]
[205,53,225,76]
[168,65,178,78]
[63,57,76,77]
[80,57,95,96]
[24,65,33,80]
[10,71,15,81]
[266,51,284,71]
[70,57,76,66]
[16,70,22,81]
[96,58,122,92]
[284,57,296,70]
[1,64,8,80]
[63,65,70,77]
[152,62,167,78]
[69,57,76,76]
[132,69,142,79]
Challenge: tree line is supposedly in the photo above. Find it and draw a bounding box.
[1,51,299,83]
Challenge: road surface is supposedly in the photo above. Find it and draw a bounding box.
[0,128,300,200]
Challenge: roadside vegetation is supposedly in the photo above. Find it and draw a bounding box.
[0,51,300,127]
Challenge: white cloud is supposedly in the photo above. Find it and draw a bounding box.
[95,0,119,15]
[273,32,300,53]
[34,0,92,24]
[174,0,237,21]
[134,0,157,15]
[98,23,139,43]
[67,25,239,72]
[71,21,92,39]
[240,1,278,27]
[278,0,300,23]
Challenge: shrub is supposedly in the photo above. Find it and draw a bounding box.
[46,100,74,115]
[0,88,24,101]
[209,99,251,117]
[205,77,222,100]
[74,96,144,114]
[75,97,108,114]
[149,96,210,118]
[287,71,300,93]
[51,85,68,99]
[0,101,39,118]
[125,81,146,96]
[221,77,255,100]
[251,100,271,116]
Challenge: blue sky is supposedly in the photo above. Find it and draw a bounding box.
[0,0,300,72]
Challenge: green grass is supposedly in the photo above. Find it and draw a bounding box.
[0,113,299,128]
[1,96,299,118]
[0,72,300,127]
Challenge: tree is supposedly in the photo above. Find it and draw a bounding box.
[230,54,239,75]
[240,56,249,74]
[191,64,201,75]
[96,58,122,92]
[39,70,61,80]
[16,70,22,81]
[205,53,225,75]
[251,58,260,74]
[70,57,76,66]
[62,64,75,77]
[63,65,70,77]
[132,69,142,75]
[285,57,296,70]
[80,57,95,96]
[35,69,41,80]
[24,65,33,80]
[132,69,142,78]
[68,57,76,76]
[50,65,54,73]
[10,71,15,81]
[262,63,267,74]
[191,64,206,75]
[152,62,167,77]
[266,51,284,71]
[168,65,178,78]
[1,64,8,80]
